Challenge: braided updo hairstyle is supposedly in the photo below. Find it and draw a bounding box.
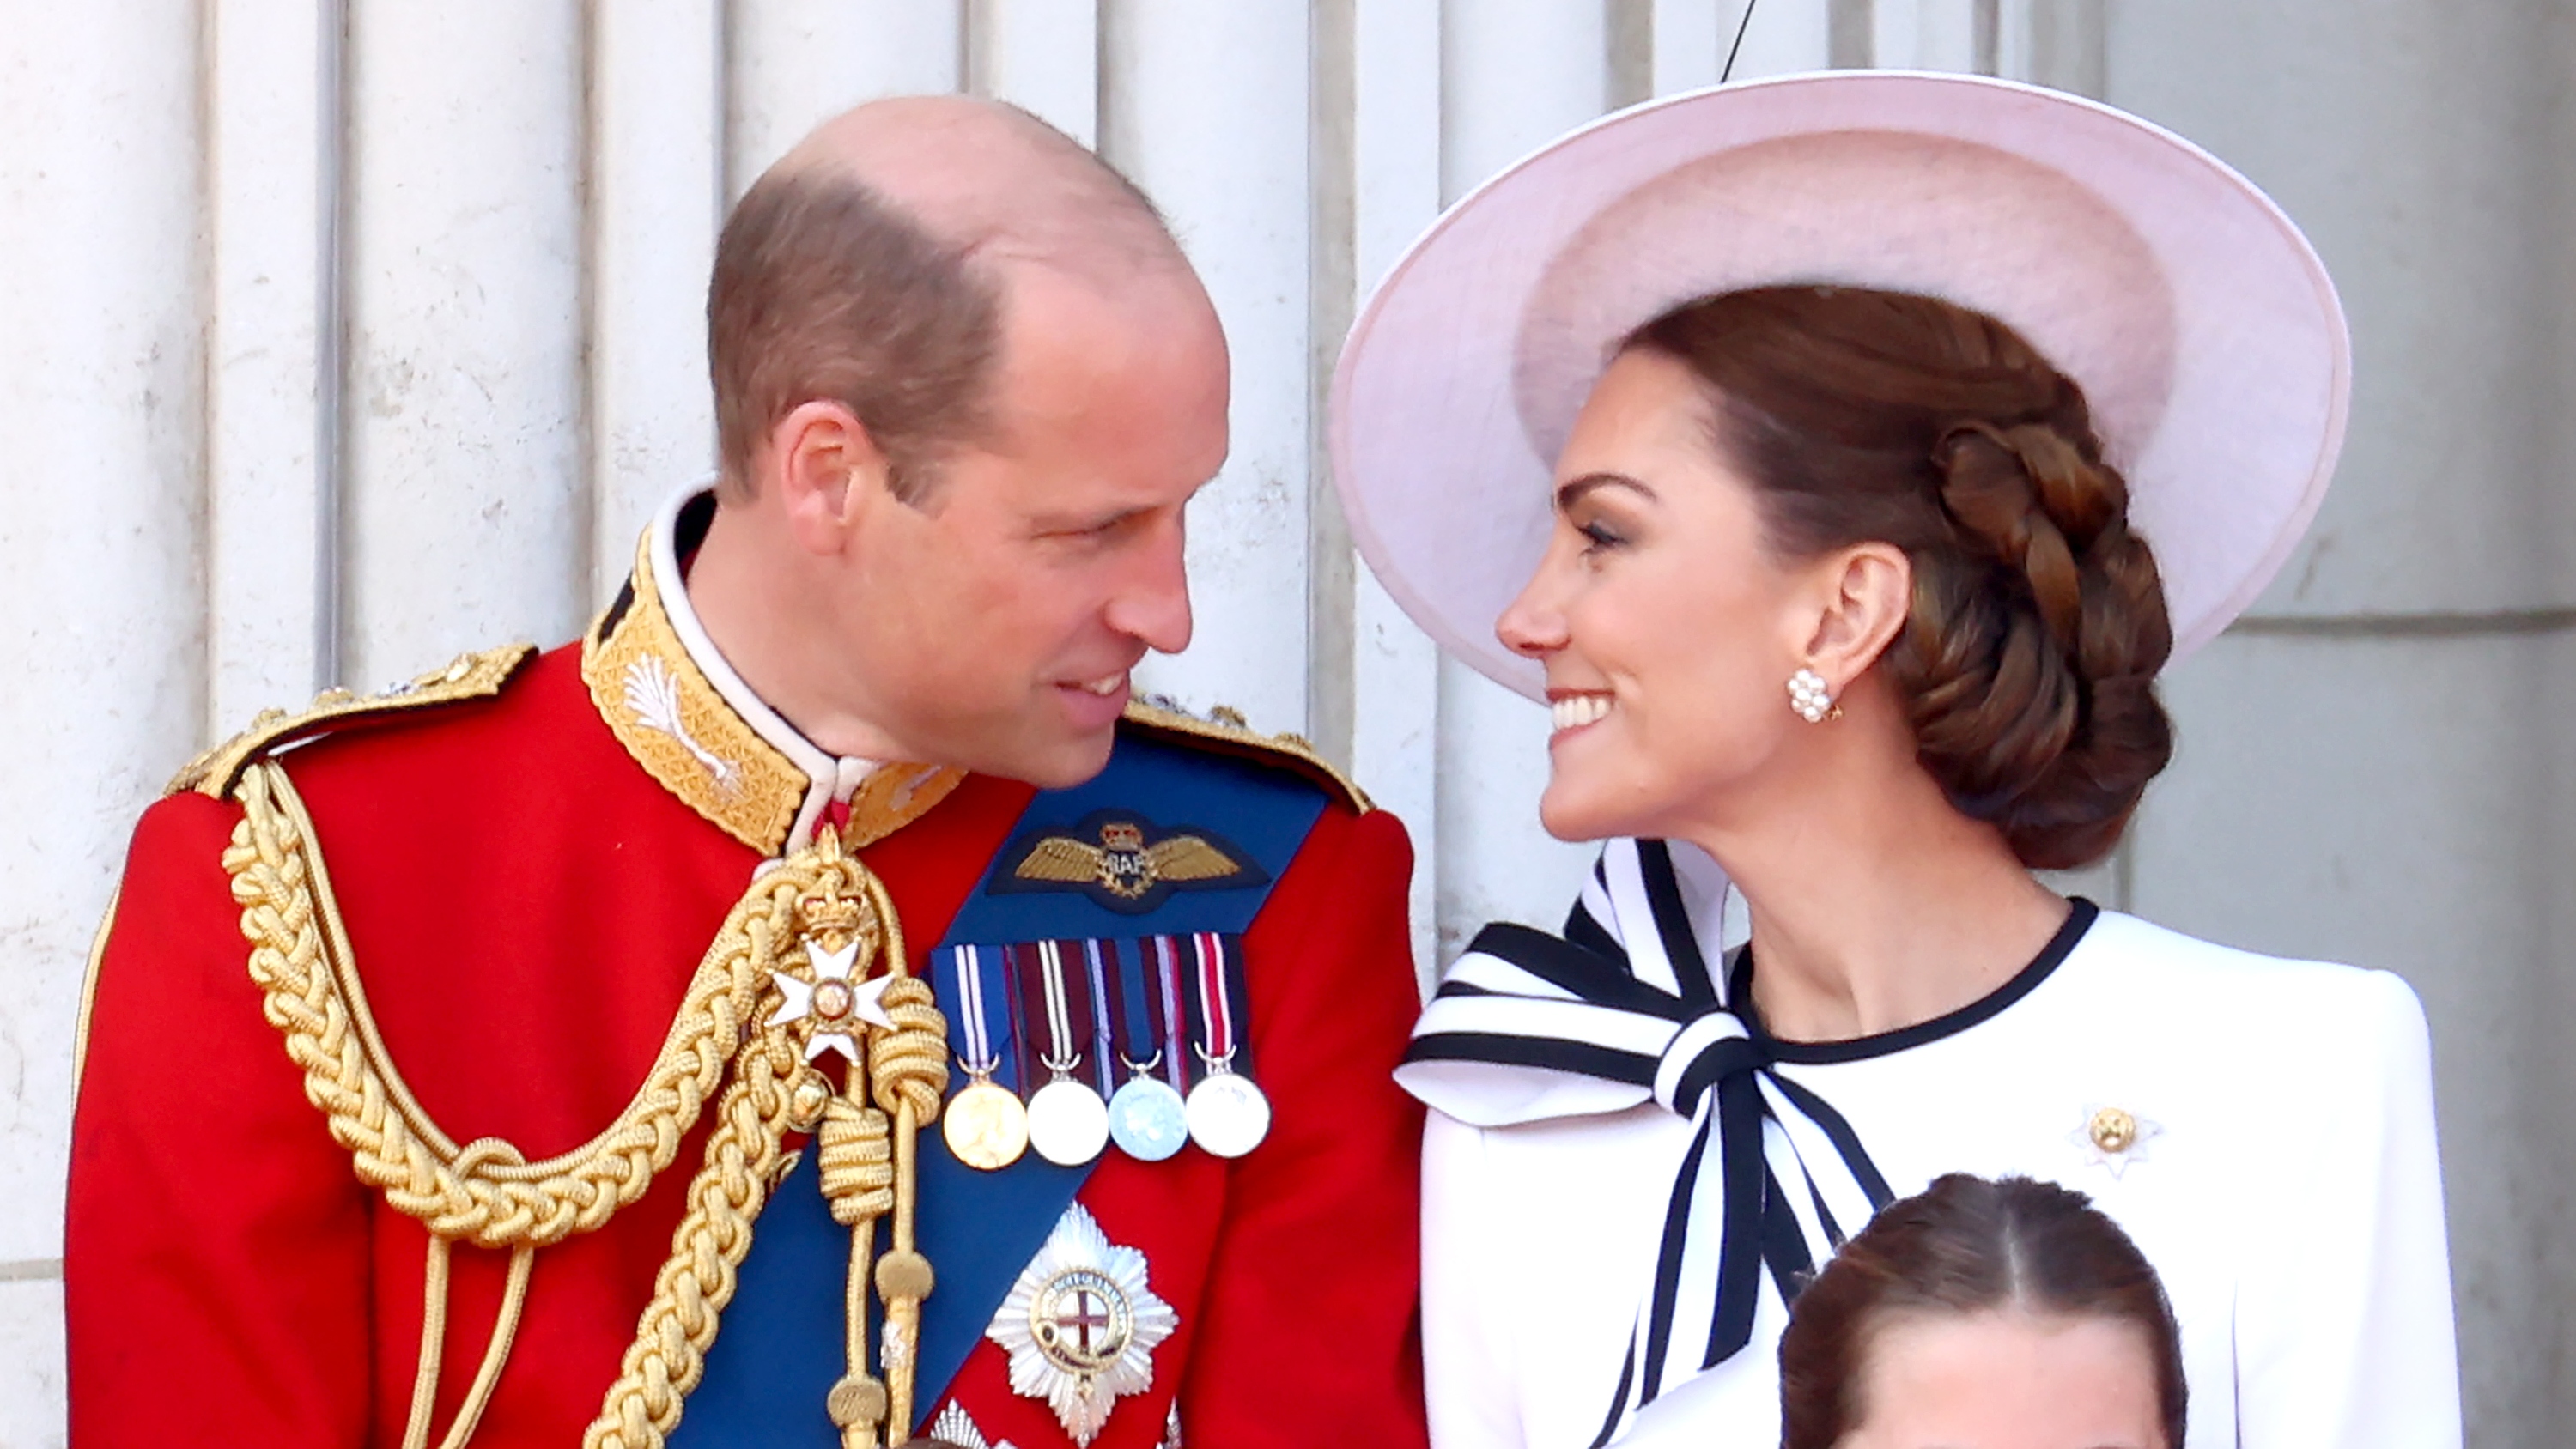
[1625,284,2174,870]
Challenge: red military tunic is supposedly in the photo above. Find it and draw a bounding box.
[67,496,1428,1449]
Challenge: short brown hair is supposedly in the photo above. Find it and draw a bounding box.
[1626,285,2174,870]
[707,172,1001,504]
[1779,1173,2187,1449]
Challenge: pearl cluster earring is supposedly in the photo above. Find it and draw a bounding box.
[1788,667,1840,724]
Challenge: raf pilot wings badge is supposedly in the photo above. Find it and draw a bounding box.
[990,809,1268,914]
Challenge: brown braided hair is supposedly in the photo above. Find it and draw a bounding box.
[1778,1173,2187,1449]
[1625,285,2174,869]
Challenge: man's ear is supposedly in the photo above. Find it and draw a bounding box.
[766,399,894,555]
[1801,541,1912,688]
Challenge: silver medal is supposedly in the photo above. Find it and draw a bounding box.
[1024,940,1110,1166]
[1026,1076,1110,1166]
[1183,1070,1270,1158]
[1107,1075,1189,1161]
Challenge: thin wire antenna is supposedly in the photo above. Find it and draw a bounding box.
[1721,0,1762,84]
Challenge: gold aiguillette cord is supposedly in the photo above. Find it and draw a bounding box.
[803,832,947,1448]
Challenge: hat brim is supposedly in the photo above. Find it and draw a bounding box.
[1329,70,2348,701]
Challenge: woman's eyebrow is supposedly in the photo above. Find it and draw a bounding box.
[1556,471,1658,512]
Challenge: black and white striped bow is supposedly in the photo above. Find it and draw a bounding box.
[1397,839,1893,1446]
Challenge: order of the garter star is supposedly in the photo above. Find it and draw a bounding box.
[988,1203,1177,1446]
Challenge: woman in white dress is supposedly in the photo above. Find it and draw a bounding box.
[1327,72,2458,1448]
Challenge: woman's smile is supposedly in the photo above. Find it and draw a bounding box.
[1547,689,1615,737]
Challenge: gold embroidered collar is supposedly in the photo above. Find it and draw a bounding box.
[583,488,963,855]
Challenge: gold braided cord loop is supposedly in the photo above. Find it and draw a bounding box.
[581,1038,799,1449]
[817,1100,895,1226]
[223,756,927,1449]
[225,761,776,1250]
[586,834,945,1449]
[868,977,951,1125]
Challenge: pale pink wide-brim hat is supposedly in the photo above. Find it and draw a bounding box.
[1329,70,2348,701]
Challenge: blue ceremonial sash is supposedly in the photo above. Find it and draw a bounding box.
[673,728,1329,1446]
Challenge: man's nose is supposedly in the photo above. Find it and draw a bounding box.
[1109,515,1194,655]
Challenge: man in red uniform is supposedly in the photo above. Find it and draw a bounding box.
[68,97,1427,1449]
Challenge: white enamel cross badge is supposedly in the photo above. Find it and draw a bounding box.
[769,937,897,1064]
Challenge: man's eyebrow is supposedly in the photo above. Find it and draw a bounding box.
[1031,502,1156,534]
[1555,472,1656,512]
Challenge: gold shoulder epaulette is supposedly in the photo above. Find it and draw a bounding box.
[1120,698,1373,814]
[167,643,538,800]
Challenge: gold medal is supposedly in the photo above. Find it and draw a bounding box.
[944,1075,1030,1171]
[942,943,1029,1170]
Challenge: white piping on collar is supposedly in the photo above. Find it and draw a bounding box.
[650,482,879,852]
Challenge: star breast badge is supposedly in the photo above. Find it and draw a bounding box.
[927,1402,1018,1449]
[993,809,1267,915]
[987,1203,1177,1446]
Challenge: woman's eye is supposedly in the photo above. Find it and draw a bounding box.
[1577,519,1625,553]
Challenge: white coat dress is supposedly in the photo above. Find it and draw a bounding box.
[1400,838,2459,1449]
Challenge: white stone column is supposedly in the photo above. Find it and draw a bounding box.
[0,4,206,1443]
[207,0,335,722]
[727,0,966,195]
[1104,0,1316,735]
[342,0,588,685]
[1327,0,1448,985]
[969,0,1100,146]
[591,0,726,598]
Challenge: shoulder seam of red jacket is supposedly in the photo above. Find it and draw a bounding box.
[165,641,540,799]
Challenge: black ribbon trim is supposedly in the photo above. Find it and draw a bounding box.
[1460,921,1690,1020]
[1636,840,1719,1009]
[1401,1032,1660,1088]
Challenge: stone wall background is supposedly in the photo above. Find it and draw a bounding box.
[2,1,2566,1442]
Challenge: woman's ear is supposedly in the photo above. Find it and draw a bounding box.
[1802,542,1911,686]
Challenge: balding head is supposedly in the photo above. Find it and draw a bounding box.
[684,96,1229,788]
[777,97,1180,280]
[708,95,1202,501]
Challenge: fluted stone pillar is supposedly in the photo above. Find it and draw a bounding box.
[2104,5,2576,1443]
[1,5,2563,1444]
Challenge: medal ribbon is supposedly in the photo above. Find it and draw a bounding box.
[1082,939,1119,1095]
[1001,943,1039,1090]
[1189,931,1239,1070]
[949,945,1002,1076]
[1113,939,1167,1074]
[1028,940,1091,1075]
[1151,937,1189,1091]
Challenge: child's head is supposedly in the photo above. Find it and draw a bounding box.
[1780,1173,2185,1449]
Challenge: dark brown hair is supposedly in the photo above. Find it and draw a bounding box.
[1627,285,2174,869]
[1779,1173,2187,1449]
[707,172,1002,505]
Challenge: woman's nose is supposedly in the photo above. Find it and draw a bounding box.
[1496,559,1571,660]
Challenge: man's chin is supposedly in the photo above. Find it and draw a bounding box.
[989,724,1120,791]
